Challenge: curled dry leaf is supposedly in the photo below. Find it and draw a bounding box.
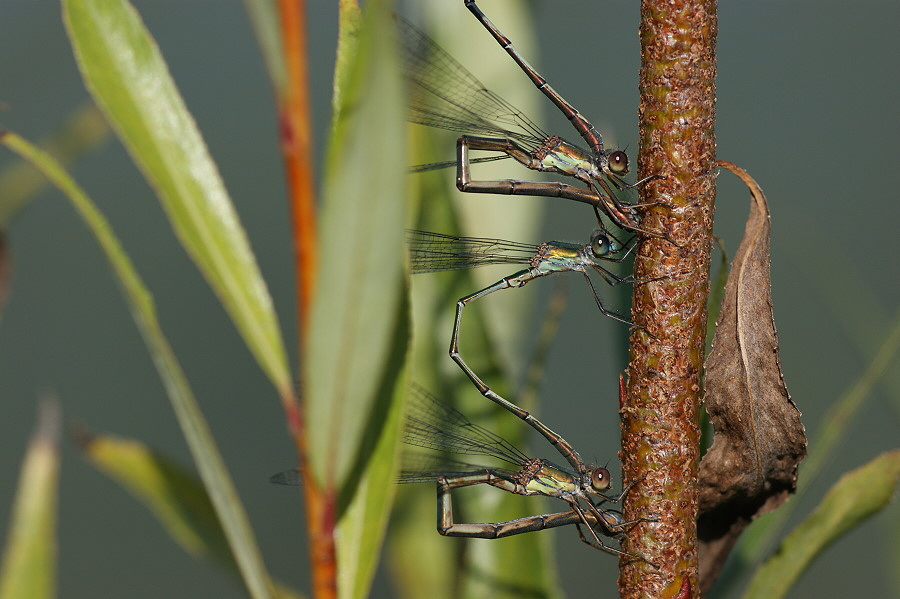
[697,161,807,590]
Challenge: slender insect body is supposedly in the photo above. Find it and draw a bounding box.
[535,242,589,274]
[534,136,598,180]
[523,462,580,496]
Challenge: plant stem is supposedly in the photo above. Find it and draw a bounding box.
[619,1,717,597]
[278,0,318,335]
[275,0,335,596]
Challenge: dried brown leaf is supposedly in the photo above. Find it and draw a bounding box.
[697,161,807,590]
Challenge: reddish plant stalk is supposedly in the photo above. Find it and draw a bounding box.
[278,0,318,333]
[619,1,717,597]
[276,1,335,598]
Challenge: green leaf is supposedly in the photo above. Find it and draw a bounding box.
[79,433,236,570]
[62,0,292,396]
[303,0,408,493]
[742,449,900,599]
[331,0,363,130]
[336,367,408,599]
[0,103,110,230]
[389,5,561,598]
[302,5,410,597]
[80,433,305,599]
[0,400,60,599]
[242,1,286,96]
[1,131,275,599]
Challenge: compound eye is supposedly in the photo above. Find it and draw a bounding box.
[591,231,612,257]
[609,150,629,174]
[591,467,611,492]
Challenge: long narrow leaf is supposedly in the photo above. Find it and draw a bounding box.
[388,3,561,597]
[243,2,286,95]
[336,367,409,599]
[0,103,109,230]
[61,0,292,397]
[79,433,236,570]
[303,0,408,495]
[742,449,900,599]
[0,400,60,599]
[302,2,409,596]
[1,132,275,599]
[80,433,305,599]
[397,3,560,597]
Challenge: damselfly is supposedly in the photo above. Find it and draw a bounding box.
[400,386,652,561]
[409,228,645,429]
[401,14,664,239]
[268,387,652,561]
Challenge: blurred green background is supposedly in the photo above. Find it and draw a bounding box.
[0,1,897,597]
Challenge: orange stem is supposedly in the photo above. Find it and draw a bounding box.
[276,1,335,598]
[279,0,317,335]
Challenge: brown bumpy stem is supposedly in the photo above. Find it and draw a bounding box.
[619,1,717,597]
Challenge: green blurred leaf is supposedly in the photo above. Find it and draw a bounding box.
[303,0,408,493]
[331,0,363,130]
[0,103,111,321]
[242,1,285,95]
[0,103,110,230]
[419,6,544,378]
[387,175,464,599]
[81,433,305,599]
[0,400,60,599]
[62,0,292,396]
[388,4,561,598]
[304,2,410,596]
[1,131,275,599]
[742,449,900,599]
[80,433,236,569]
[336,366,408,599]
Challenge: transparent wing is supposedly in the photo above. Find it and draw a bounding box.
[404,385,531,467]
[400,17,550,152]
[407,229,538,273]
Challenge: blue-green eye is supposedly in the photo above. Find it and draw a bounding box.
[591,232,612,257]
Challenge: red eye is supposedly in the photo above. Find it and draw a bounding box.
[591,467,611,491]
[609,150,629,174]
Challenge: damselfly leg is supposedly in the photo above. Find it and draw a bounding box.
[435,474,650,563]
[409,229,657,431]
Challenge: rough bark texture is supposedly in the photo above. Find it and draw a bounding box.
[619,2,717,598]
